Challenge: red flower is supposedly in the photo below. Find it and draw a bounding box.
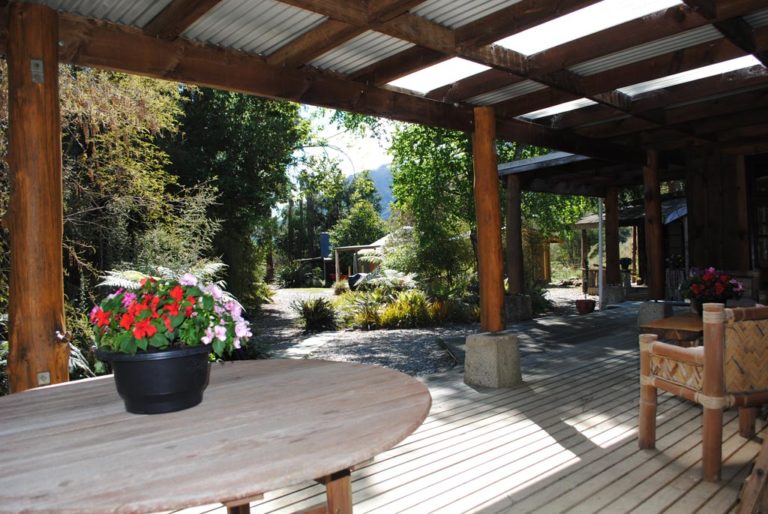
[185,305,194,317]
[170,285,184,302]
[715,282,725,295]
[163,302,180,317]
[119,313,134,330]
[93,308,111,327]
[162,315,173,332]
[132,318,158,340]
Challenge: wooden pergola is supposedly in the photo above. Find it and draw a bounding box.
[1,0,767,391]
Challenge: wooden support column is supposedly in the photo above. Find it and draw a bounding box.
[473,107,505,332]
[643,150,665,300]
[581,229,589,295]
[7,3,68,393]
[605,187,621,285]
[505,174,524,296]
[702,303,726,482]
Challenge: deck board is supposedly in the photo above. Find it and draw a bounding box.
[177,304,764,514]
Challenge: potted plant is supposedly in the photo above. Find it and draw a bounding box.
[619,257,632,271]
[575,295,596,314]
[91,272,252,414]
[680,267,743,315]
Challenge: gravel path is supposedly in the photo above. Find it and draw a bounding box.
[251,285,595,376]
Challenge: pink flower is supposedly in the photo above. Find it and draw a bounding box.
[214,325,227,341]
[201,327,214,345]
[233,338,242,349]
[121,292,137,308]
[180,273,197,286]
[235,321,251,339]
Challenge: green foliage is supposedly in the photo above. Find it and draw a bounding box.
[428,299,480,324]
[330,201,385,250]
[522,193,595,240]
[333,280,350,295]
[164,87,310,301]
[356,269,416,299]
[526,280,554,315]
[380,289,431,328]
[278,263,324,288]
[291,297,337,332]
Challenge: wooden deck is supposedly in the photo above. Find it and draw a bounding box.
[179,304,765,514]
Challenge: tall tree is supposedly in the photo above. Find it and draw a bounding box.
[164,88,309,302]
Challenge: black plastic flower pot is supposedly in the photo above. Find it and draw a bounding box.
[96,345,211,415]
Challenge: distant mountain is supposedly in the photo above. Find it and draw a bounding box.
[350,164,393,219]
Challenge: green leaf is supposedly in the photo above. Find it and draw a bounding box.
[149,333,167,349]
[212,339,225,357]
[202,296,214,310]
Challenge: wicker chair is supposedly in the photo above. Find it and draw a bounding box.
[639,303,768,481]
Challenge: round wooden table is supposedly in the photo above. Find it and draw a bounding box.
[0,359,431,513]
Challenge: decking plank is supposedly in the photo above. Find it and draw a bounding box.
[179,305,763,514]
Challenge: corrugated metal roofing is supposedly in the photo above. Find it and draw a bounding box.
[467,80,547,105]
[569,25,722,76]
[310,31,414,74]
[32,0,170,28]
[183,0,326,56]
[745,8,768,28]
[411,0,523,29]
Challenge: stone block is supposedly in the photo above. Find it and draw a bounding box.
[464,331,522,388]
[602,285,625,306]
[505,294,532,322]
[637,301,673,328]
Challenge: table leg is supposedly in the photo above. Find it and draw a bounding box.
[318,469,352,514]
[227,504,251,514]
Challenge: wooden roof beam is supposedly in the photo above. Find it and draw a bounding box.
[426,69,523,102]
[455,0,602,49]
[683,0,768,66]
[352,47,444,85]
[143,0,224,40]
[267,20,363,68]
[0,10,643,166]
[536,65,768,129]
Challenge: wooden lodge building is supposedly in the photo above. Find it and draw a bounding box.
[1,0,768,416]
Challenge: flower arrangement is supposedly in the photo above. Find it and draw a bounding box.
[680,267,743,303]
[90,273,252,356]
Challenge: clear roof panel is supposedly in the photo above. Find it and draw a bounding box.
[520,98,598,120]
[496,0,681,56]
[388,58,490,94]
[618,56,764,97]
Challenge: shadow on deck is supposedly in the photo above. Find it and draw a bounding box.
[182,302,764,514]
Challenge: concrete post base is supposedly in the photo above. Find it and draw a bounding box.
[637,300,672,328]
[603,285,626,306]
[505,294,533,322]
[464,331,522,388]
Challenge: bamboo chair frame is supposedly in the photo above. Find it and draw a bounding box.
[639,303,768,482]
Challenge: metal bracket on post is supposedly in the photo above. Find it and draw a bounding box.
[30,59,44,84]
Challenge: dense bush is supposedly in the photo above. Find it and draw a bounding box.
[291,297,336,332]
[380,290,431,328]
[333,280,349,295]
[278,263,324,288]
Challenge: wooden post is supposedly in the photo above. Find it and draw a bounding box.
[702,303,726,482]
[319,470,352,514]
[505,174,524,295]
[643,150,664,300]
[334,249,340,282]
[638,334,657,449]
[605,187,621,285]
[543,241,551,283]
[581,229,589,295]
[473,107,505,332]
[7,3,68,393]
[632,225,638,277]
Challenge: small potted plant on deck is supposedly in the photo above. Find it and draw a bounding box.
[575,294,596,314]
[680,267,743,315]
[91,272,252,414]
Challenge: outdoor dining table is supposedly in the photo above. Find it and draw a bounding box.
[639,312,704,346]
[0,359,431,513]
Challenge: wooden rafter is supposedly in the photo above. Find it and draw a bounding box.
[0,9,643,165]
[266,20,363,68]
[143,0,224,40]
[352,47,444,85]
[683,0,768,66]
[426,69,523,102]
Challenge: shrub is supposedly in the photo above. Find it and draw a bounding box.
[429,298,479,324]
[526,280,554,315]
[333,280,349,295]
[352,292,382,330]
[291,297,336,332]
[356,269,416,299]
[277,262,314,288]
[380,289,431,328]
